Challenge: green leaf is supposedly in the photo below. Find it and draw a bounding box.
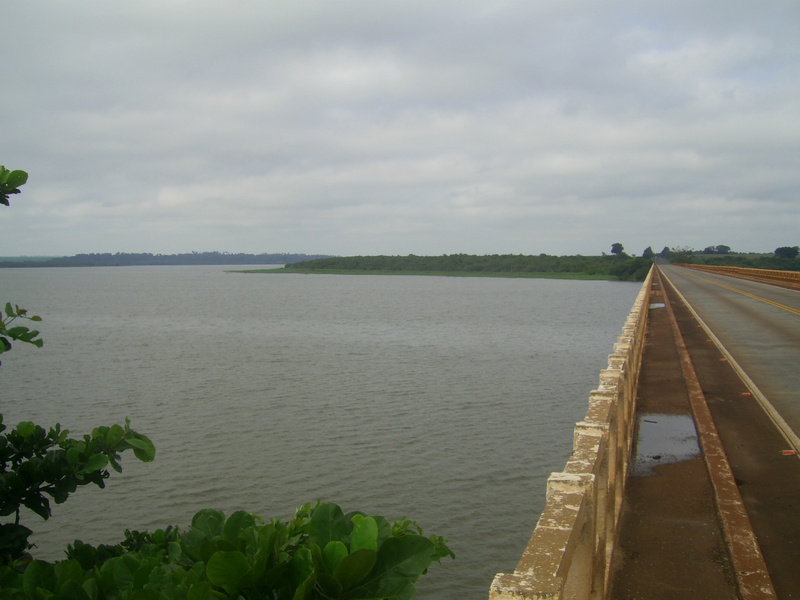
[57,579,90,600]
[81,453,108,474]
[131,590,161,600]
[191,509,226,539]
[292,573,317,600]
[222,510,255,541]
[82,578,99,600]
[316,572,342,598]
[15,421,36,437]
[373,516,393,546]
[105,425,124,448]
[206,550,250,594]
[256,523,283,563]
[5,170,27,188]
[6,326,31,338]
[0,566,20,589]
[112,555,139,589]
[351,535,437,600]
[309,502,349,547]
[322,541,348,573]
[431,534,455,560]
[187,581,213,600]
[350,515,378,553]
[168,541,182,562]
[23,560,56,597]
[334,548,377,591]
[0,523,33,558]
[125,434,156,462]
[54,559,84,587]
[25,498,52,521]
[290,546,314,589]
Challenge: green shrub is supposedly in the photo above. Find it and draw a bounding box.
[0,502,453,600]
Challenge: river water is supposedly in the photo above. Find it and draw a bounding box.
[0,266,640,598]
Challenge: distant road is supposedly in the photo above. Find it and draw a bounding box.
[660,264,800,441]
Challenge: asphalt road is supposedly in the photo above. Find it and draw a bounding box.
[660,264,800,446]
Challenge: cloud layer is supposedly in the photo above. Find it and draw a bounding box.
[3,0,798,256]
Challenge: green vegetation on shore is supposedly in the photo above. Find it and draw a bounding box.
[239,268,615,280]
[240,253,654,281]
[672,252,800,271]
[0,251,331,268]
[657,245,800,270]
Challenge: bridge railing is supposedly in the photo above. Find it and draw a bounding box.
[675,263,800,286]
[488,267,653,600]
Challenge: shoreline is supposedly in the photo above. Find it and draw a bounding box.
[230,268,616,280]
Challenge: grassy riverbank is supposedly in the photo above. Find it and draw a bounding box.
[232,253,654,281]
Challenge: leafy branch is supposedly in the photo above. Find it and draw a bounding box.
[0,417,156,564]
[0,303,43,364]
[1,165,159,567]
[0,165,28,207]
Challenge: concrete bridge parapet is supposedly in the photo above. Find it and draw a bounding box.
[489,268,653,600]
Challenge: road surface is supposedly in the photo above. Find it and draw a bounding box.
[660,264,800,447]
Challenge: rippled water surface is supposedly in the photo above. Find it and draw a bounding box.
[0,266,640,598]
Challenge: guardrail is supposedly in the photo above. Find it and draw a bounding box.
[488,267,653,600]
[674,263,800,286]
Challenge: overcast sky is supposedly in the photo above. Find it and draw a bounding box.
[2,1,798,257]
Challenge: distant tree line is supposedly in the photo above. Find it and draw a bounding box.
[774,246,800,259]
[672,252,800,271]
[0,251,332,268]
[655,245,800,271]
[285,253,653,281]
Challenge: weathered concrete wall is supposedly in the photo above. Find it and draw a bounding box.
[489,268,653,600]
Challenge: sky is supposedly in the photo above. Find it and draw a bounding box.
[2,0,798,258]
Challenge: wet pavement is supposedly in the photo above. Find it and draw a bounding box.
[609,266,800,599]
[630,412,701,477]
[663,268,800,600]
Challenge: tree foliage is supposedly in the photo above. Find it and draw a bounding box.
[0,167,28,207]
[284,253,653,281]
[0,416,156,564]
[0,502,453,600]
[654,245,800,270]
[774,246,799,259]
[0,303,43,366]
[2,171,157,563]
[0,253,333,268]
[701,245,731,254]
[667,250,800,271]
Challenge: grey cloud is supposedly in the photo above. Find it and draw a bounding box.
[2,0,799,256]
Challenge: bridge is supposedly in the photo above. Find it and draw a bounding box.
[489,264,800,600]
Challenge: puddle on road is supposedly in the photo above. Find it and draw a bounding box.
[631,413,700,476]
[649,302,666,309]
